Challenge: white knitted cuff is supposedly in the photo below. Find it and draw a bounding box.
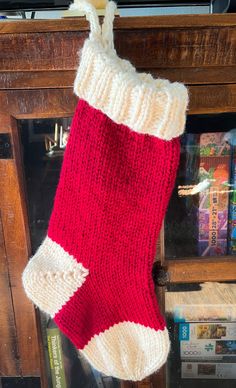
[71,0,188,140]
[74,39,188,141]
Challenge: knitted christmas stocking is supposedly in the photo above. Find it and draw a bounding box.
[23,0,188,381]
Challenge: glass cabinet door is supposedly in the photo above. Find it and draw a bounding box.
[20,117,122,388]
[165,112,236,260]
[163,112,236,388]
[19,112,236,388]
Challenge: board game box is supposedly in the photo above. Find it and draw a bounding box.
[198,132,231,256]
[179,322,236,341]
[181,361,236,379]
[180,339,236,360]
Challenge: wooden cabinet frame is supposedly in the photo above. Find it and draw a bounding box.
[1,13,236,386]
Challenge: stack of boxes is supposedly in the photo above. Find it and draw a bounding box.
[178,320,236,380]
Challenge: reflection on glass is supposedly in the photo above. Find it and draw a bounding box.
[20,117,71,251]
[165,114,236,259]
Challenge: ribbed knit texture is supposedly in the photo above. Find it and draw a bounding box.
[74,39,188,141]
[22,0,188,381]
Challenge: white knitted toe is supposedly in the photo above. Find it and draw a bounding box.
[81,322,170,381]
[22,237,89,317]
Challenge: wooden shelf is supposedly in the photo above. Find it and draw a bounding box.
[167,257,236,283]
[0,13,236,34]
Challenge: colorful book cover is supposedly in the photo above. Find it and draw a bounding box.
[171,132,230,257]
[179,323,236,341]
[228,144,236,255]
[181,361,236,379]
[198,132,231,256]
[180,340,236,360]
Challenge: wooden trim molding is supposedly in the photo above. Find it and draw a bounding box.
[0,13,236,34]
[1,67,236,90]
[0,113,40,376]
[1,21,236,73]
[167,257,236,283]
[1,86,236,117]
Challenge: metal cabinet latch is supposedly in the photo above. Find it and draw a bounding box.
[0,134,13,159]
[152,263,170,287]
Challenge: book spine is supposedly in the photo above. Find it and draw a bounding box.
[228,145,236,255]
[47,327,67,388]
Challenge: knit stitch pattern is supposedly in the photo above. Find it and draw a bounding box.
[22,0,188,381]
[23,99,179,379]
[74,39,188,141]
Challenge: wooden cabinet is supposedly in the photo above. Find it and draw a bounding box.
[0,13,236,387]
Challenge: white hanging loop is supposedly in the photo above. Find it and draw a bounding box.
[69,0,102,42]
[102,1,117,51]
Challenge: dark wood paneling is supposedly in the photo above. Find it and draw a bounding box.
[0,211,19,376]
[0,90,77,119]
[0,114,40,376]
[116,28,236,69]
[0,25,236,72]
[0,14,236,35]
[167,258,236,283]
[120,382,135,388]
[149,66,236,85]
[189,84,236,113]
[1,85,236,118]
[0,71,75,90]
[1,67,236,91]
[0,32,86,72]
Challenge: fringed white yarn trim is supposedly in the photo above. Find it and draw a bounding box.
[80,322,170,381]
[22,236,89,317]
[71,0,189,141]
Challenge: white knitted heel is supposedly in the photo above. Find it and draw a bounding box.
[22,237,89,317]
